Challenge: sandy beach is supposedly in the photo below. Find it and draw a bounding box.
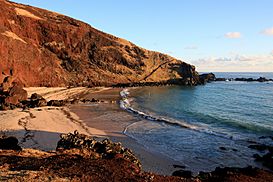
[71,88,183,175]
[0,87,107,151]
[0,87,180,175]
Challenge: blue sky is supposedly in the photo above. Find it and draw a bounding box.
[12,0,273,72]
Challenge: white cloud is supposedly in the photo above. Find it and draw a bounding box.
[192,53,273,72]
[214,57,232,62]
[184,45,198,50]
[261,27,273,36]
[225,32,242,39]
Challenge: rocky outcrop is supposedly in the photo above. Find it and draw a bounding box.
[57,131,141,169]
[0,0,199,87]
[214,77,273,82]
[199,73,216,84]
[20,93,47,108]
[234,77,273,82]
[0,76,27,110]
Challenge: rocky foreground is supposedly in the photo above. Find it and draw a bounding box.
[0,131,272,182]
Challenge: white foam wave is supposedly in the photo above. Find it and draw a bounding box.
[119,88,245,141]
[119,89,202,131]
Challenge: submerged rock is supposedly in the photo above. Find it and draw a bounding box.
[248,144,268,151]
[253,150,273,171]
[172,169,192,178]
[249,142,273,171]
[219,146,227,151]
[197,166,264,181]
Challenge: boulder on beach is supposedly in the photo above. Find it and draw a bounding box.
[47,100,66,107]
[28,93,47,108]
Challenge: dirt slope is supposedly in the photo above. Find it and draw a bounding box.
[0,0,199,87]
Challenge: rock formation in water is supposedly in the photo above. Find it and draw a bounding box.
[0,0,200,87]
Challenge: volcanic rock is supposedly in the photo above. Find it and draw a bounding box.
[248,144,268,151]
[257,77,268,82]
[199,73,216,84]
[0,76,14,92]
[251,143,273,171]
[47,100,66,107]
[5,83,27,104]
[172,169,193,178]
[24,93,47,108]
[56,131,141,168]
[215,78,227,81]
[30,93,43,100]
[197,166,273,182]
[0,78,27,110]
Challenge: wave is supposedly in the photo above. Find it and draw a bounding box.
[185,109,273,136]
[120,89,201,128]
[119,89,239,140]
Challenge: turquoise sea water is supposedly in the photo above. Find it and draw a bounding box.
[123,72,273,173]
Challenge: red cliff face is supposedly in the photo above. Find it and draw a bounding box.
[0,0,199,87]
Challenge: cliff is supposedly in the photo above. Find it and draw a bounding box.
[0,0,199,87]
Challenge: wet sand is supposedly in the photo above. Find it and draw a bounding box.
[71,88,183,175]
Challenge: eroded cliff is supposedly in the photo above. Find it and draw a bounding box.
[0,0,199,87]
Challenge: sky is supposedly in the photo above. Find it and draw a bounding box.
[12,0,273,72]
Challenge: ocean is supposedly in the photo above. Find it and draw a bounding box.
[120,72,273,173]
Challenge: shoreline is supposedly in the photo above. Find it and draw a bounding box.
[0,86,181,175]
[70,87,182,175]
[1,85,272,177]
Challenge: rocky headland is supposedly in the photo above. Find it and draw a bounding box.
[0,0,201,87]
